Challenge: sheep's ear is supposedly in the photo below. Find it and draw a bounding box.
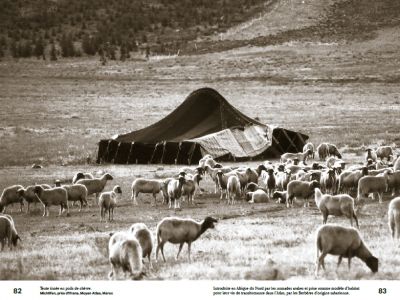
[109,232,114,237]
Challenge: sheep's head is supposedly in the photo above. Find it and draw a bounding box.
[214,163,223,169]
[178,171,187,177]
[245,192,253,202]
[310,172,320,181]
[267,169,274,176]
[361,167,369,176]
[293,158,299,165]
[196,167,204,175]
[245,183,257,192]
[334,149,342,159]
[178,176,186,185]
[114,185,122,194]
[12,234,21,247]
[203,216,218,229]
[54,180,61,187]
[17,188,26,198]
[104,173,114,180]
[366,256,379,273]
[33,185,43,195]
[310,180,320,189]
[306,149,313,156]
[74,172,85,182]
[311,163,320,170]
[257,164,267,173]
[216,170,223,178]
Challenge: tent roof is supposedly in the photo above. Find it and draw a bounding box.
[115,87,265,143]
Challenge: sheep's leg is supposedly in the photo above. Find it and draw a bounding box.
[152,193,157,207]
[378,193,383,204]
[187,242,192,262]
[59,204,63,216]
[26,202,30,214]
[42,204,46,217]
[337,256,343,270]
[133,192,139,206]
[322,213,328,224]
[318,252,327,272]
[160,243,166,262]
[176,243,184,260]
[1,240,4,251]
[100,207,104,221]
[347,257,352,270]
[19,201,24,213]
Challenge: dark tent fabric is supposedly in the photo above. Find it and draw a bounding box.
[97,87,309,164]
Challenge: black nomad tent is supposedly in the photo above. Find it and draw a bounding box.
[96,87,309,165]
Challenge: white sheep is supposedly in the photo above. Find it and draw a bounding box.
[131,178,167,206]
[204,165,232,193]
[280,149,312,164]
[0,185,25,213]
[108,232,143,280]
[156,216,218,262]
[320,168,337,194]
[72,172,94,184]
[286,180,319,208]
[226,174,241,205]
[303,142,315,159]
[62,184,88,211]
[275,170,291,191]
[76,173,113,202]
[376,146,393,161]
[388,197,400,241]
[99,185,122,222]
[33,185,69,217]
[357,171,391,204]
[263,168,276,197]
[0,215,21,250]
[129,223,153,268]
[314,188,358,228]
[337,167,368,194]
[246,190,269,203]
[394,155,400,171]
[17,184,51,213]
[167,176,186,210]
[315,224,378,275]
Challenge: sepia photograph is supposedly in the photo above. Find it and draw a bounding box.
[0,0,399,297]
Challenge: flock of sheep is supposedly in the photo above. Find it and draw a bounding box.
[0,141,400,279]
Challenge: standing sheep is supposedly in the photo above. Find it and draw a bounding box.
[156,216,218,262]
[263,169,276,198]
[33,186,69,217]
[317,143,329,161]
[99,185,122,222]
[0,185,25,213]
[365,148,377,163]
[181,173,202,205]
[226,175,241,205]
[314,188,359,228]
[376,146,393,161]
[0,215,21,250]
[388,197,400,241]
[76,173,113,203]
[315,224,378,275]
[167,176,186,210]
[108,232,144,280]
[303,142,315,159]
[394,156,400,171]
[320,169,337,194]
[17,184,52,213]
[357,171,391,204]
[129,223,154,268]
[286,180,319,208]
[62,184,88,212]
[131,178,167,206]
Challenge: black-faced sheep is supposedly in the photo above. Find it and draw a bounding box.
[108,232,143,280]
[315,224,378,275]
[167,176,186,210]
[76,173,113,202]
[99,185,122,222]
[72,172,94,184]
[320,168,337,194]
[272,191,287,204]
[286,180,319,208]
[0,215,21,250]
[129,223,154,268]
[0,185,25,213]
[156,216,218,262]
[314,188,359,228]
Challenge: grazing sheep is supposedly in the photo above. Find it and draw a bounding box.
[108,232,143,280]
[280,149,312,164]
[167,176,186,210]
[357,171,391,204]
[327,143,342,159]
[272,191,287,204]
[320,169,337,194]
[99,185,122,222]
[72,172,94,184]
[130,178,166,206]
[338,167,368,194]
[17,184,51,213]
[226,175,241,205]
[76,173,113,202]
[315,224,378,275]
[0,215,21,250]
[303,142,315,159]
[129,223,154,268]
[317,143,330,161]
[376,146,394,161]
[286,180,319,208]
[156,216,218,262]
[33,186,69,217]
[0,185,24,213]
[62,184,88,212]
[181,173,202,205]
[246,190,269,203]
[365,148,377,163]
[314,188,358,228]
[388,197,400,240]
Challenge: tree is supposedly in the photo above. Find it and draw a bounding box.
[34,37,45,59]
[60,33,76,57]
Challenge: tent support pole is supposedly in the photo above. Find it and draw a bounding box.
[282,129,300,152]
[127,142,135,164]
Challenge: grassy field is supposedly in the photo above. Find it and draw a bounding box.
[1,0,400,281]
